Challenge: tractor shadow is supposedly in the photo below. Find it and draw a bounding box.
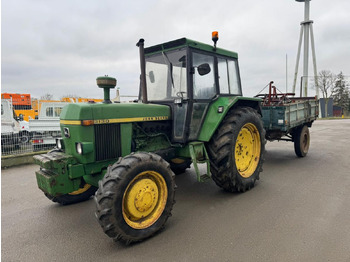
[172,165,256,217]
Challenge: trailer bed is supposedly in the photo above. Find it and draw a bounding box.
[262,99,318,132]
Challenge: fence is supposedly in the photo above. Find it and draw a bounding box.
[1,132,57,156]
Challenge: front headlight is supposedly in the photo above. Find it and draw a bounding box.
[76,142,83,154]
[56,139,64,150]
[75,142,93,155]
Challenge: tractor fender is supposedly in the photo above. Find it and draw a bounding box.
[197,96,262,142]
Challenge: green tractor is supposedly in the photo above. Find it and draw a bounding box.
[34,34,266,244]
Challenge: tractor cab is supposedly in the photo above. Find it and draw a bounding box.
[141,36,243,143]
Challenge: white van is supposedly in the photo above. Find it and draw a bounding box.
[1,99,21,146]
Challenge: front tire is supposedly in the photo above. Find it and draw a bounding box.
[95,152,176,244]
[45,183,97,205]
[207,107,265,192]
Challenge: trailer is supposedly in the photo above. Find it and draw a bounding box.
[257,81,318,157]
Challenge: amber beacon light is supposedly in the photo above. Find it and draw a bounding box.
[212,31,219,49]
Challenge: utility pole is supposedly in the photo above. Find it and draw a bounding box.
[286,54,288,93]
[292,0,319,98]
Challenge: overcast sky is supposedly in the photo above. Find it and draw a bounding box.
[2,0,350,99]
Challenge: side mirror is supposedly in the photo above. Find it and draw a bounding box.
[197,63,211,76]
[149,71,155,83]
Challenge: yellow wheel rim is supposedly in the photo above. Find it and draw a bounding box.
[234,123,261,178]
[122,171,168,229]
[68,183,91,195]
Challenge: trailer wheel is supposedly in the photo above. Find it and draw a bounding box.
[45,183,97,205]
[95,152,176,244]
[207,107,265,192]
[294,125,310,157]
[170,158,192,175]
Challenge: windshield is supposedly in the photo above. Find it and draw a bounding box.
[145,48,187,101]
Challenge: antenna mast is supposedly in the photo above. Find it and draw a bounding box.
[292,0,319,98]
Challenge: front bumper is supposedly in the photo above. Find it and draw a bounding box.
[34,151,84,196]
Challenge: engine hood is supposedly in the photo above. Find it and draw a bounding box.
[60,102,171,124]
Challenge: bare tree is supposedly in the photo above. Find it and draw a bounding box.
[40,93,54,100]
[318,70,336,117]
[60,94,78,99]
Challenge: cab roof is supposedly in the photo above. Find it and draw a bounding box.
[144,38,238,59]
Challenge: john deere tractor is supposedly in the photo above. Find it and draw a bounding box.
[34,33,265,244]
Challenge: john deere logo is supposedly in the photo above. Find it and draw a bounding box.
[142,116,169,121]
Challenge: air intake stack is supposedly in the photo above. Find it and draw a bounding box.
[96,76,117,104]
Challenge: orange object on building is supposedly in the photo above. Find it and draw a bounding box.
[1,93,36,121]
[61,97,103,103]
[1,93,31,109]
[2,93,104,121]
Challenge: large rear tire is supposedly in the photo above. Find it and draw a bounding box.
[45,183,97,205]
[95,152,176,244]
[293,125,310,157]
[207,107,265,192]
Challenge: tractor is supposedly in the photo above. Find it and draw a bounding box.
[34,33,266,244]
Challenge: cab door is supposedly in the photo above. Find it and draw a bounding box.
[188,51,218,141]
[172,51,218,142]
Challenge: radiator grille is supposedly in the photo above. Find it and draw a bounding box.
[94,124,121,161]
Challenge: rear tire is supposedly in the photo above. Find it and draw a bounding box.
[207,107,265,192]
[293,125,310,157]
[95,152,176,244]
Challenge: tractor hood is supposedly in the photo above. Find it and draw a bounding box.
[60,102,171,124]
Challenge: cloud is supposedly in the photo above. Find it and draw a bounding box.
[2,0,350,99]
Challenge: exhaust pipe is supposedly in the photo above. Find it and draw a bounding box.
[136,39,148,104]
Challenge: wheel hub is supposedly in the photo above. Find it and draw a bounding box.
[134,179,158,213]
[123,171,167,229]
[235,128,254,172]
[234,123,261,178]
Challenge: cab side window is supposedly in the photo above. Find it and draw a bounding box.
[218,58,242,95]
[228,60,241,95]
[218,58,229,94]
